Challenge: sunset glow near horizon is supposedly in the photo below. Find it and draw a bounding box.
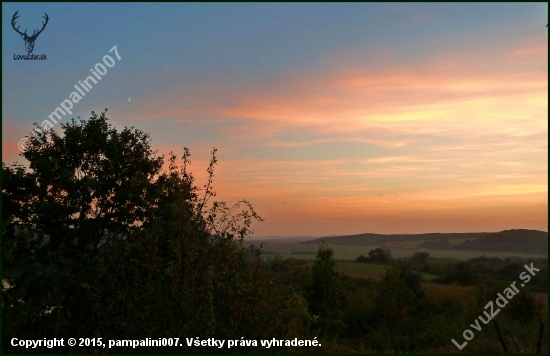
[2,3,548,236]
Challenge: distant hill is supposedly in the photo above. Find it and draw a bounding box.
[302,232,492,245]
[248,235,319,243]
[303,229,548,256]
[450,229,548,254]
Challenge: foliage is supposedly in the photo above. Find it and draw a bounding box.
[306,243,344,338]
[409,251,430,271]
[269,253,286,271]
[365,262,425,350]
[434,261,481,285]
[257,250,548,354]
[2,110,303,353]
[354,247,393,264]
[3,109,168,346]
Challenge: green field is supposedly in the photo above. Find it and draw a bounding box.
[335,262,439,281]
[247,241,545,261]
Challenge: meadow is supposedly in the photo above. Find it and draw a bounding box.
[247,241,546,261]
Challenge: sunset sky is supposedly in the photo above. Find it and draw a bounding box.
[2,3,548,236]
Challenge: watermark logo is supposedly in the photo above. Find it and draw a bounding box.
[451,262,540,351]
[12,10,49,60]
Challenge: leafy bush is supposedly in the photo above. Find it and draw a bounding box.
[354,247,393,264]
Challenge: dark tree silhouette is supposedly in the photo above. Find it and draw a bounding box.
[3,109,302,353]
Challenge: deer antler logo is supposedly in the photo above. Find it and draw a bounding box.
[11,10,49,54]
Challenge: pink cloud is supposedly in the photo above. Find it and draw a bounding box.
[119,33,546,148]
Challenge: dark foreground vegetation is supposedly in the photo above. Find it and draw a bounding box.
[2,111,548,353]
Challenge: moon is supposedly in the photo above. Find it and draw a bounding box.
[128,98,131,101]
